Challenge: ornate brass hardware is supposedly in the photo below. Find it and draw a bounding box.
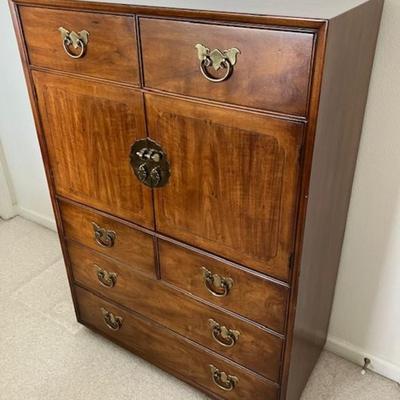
[101,308,123,331]
[92,222,116,248]
[58,27,89,59]
[209,365,238,391]
[130,138,170,188]
[201,267,233,297]
[208,319,240,348]
[95,265,117,288]
[195,44,240,83]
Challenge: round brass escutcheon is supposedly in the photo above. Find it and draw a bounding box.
[129,138,170,188]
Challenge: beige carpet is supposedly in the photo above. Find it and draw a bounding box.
[0,216,399,400]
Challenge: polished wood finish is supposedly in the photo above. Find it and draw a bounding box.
[20,6,139,83]
[60,200,156,277]
[160,240,289,332]
[147,94,303,281]
[76,285,280,400]
[140,18,314,116]
[32,71,153,228]
[284,1,384,399]
[10,0,383,399]
[70,241,283,381]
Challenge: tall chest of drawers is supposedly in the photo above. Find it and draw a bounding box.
[10,0,383,398]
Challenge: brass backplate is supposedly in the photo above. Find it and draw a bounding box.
[129,138,170,188]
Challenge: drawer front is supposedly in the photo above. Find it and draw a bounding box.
[140,18,314,116]
[76,286,280,400]
[60,201,156,278]
[20,6,139,83]
[70,244,283,381]
[160,241,289,333]
[33,71,153,228]
[147,94,303,281]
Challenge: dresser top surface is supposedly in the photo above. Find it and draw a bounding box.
[15,0,376,20]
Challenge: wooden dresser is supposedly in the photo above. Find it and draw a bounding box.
[10,0,383,398]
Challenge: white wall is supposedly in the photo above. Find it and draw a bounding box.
[326,0,400,382]
[0,0,399,383]
[0,1,54,229]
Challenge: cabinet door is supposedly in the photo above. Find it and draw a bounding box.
[146,94,303,281]
[33,71,153,228]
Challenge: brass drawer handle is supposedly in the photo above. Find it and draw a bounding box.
[101,307,123,331]
[195,44,240,83]
[209,365,238,392]
[202,267,233,297]
[58,27,89,59]
[208,319,240,348]
[95,265,117,288]
[92,222,116,248]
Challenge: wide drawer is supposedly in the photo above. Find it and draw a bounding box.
[76,286,280,400]
[69,242,283,381]
[60,201,156,278]
[140,18,314,116]
[159,241,289,333]
[20,6,139,83]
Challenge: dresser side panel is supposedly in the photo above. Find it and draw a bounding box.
[286,1,384,399]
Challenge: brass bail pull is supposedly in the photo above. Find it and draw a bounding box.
[201,267,233,297]
[58,27,89,59]
[195,44,240,83]
[209,365,238,392]
[95,265,118,288]
[92,222,116,248]
[208,319,240,348]
[101,308,123,331]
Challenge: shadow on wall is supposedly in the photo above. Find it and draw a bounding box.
[328,0,400,380]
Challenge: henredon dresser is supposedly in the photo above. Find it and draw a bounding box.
[10,0,383,398]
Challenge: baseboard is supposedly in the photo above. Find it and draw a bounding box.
[326,335,400,383]
[17,206,57,231]
[0,203,18,220]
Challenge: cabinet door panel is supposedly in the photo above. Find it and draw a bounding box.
[146,95,303,281]
[33,71,153,228]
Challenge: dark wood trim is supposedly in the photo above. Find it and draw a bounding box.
[279,21,329,399]
[282,1,384,398]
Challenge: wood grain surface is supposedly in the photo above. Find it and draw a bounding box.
[60,200,156,276]
[33,71,153,228]
[159,240,289,333]
[71,242,284,381]
[76,285,280,400]
[20,6,139,83]
[141,18,314,116]
[147,94,304,281]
